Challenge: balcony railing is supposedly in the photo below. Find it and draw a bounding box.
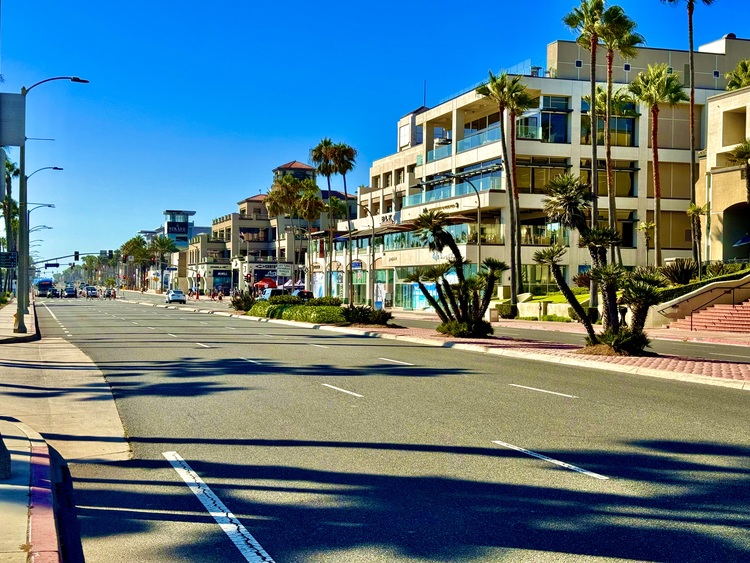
[426,143,452,163]
[404,173,501,208]
[456,124,501,153]
[516,125,541,140]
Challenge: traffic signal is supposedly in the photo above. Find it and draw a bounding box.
[74,251,79,261]
[122,254,127,264]
[244,274,252,282]
[108,250,113,259]
[150,256,156,265]
[196,273,200,280]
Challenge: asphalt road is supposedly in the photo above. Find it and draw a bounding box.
[36,298,750,562]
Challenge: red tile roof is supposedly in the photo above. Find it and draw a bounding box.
[273,160,315,172]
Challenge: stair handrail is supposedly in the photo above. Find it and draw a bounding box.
[689,280,750,331]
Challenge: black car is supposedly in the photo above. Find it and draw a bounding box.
[291,289,313,302]
[63,287,77,298]
[48,288,60,298]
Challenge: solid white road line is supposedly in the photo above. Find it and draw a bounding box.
[309,344,328,348]
[379,357,414,366]
[322,384,363,398]
[508,384,579,399]
[162,451,274,562]
[492,440,609,480]
[196,343,211,348]
[712,352,750,359]
[41,302,58,321]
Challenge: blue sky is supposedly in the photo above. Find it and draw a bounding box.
[1,0,745,269]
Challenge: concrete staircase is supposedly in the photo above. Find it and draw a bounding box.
[669,299,750,332]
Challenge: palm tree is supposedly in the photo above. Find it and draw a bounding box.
[3,159,19,293]
[726,139,750,204]
[599,5,643,261]
[620,266,668,332]
[476,72,527,304]
[636,220,655,266]
[121,235,148,290]
[310,138,336,297]
[268,173,306,283]
[662,0,715,262]
[149,236,179,293]
[564,0,605,226]
[628,63,689,266]
[330,143,357,302]
[686,202,709,277]
[725,59,750,91]
[297,183,326,290]
[533,244,598,343]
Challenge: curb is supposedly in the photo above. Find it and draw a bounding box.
[4,418,60,563]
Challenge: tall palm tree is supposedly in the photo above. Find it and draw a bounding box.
[3,159,19,293]
[476,72,528,303]
[725,59,750,91]
[506,80,537,295]
[150,235,179,293]
[297,182,326,290]
[564,0,605,226]
[268,173,306,283]
[310,138,336,297]
[726,139,750,204]
[330,143,357,302]
[629,63,689,266]
[599,5,643,261]
[663,0,715,261]
[636,220,655,266]
[121,235,148,289]
[686,202,709,277]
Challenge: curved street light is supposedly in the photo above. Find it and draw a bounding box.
[29,225,53,233]
[15,76,87,333]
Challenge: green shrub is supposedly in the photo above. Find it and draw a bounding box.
[285,306,345,324]
[342,305,374,323]
[588,327,650,355]
[529,286,546,296]
[230,292,255,312]
[249,300,272,316]
[541,314,572,322]
[497,303,518,319]
[518,316,539,321]
[656,267,750,302]
[660,258,697,285]
[309,296,343,307]
[371,309,393,325]
[0,293,7,305]
[269,295,302,305]
[436,319,493,338]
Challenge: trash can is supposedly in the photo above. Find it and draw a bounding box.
[488,308,499,322]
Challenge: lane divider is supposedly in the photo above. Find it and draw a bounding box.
[492,440,609,480]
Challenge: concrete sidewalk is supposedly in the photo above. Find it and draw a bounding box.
[0,298,130,562]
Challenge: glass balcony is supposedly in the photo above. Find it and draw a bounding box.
[456,124,501,153]
[403,171,502,208]
[516,124,541,140]
[520,225,570,246]
[426,143,452,163]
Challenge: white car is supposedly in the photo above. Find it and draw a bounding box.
[165,289,186,304]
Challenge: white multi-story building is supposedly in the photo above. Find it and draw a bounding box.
[326,34,750,310]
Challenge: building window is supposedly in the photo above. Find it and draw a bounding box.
[516,157,570,194]
[581,159,639,197]
[541,112,568,143]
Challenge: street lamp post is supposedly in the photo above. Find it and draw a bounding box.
[358,204,375,306]
[22,203,55,313]
[442,172,482,272]
[15,76,88,333]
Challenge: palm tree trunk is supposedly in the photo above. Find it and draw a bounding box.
[497,104,518,306]
[326,177,333,298]
[651,106,663,266]
[509,112,523,296]
[606,48,620,266]
[552,262,598,343]
[745,163,750,205]
[589,34,600,310]
[342,173,354,304]
[688,2,699,263]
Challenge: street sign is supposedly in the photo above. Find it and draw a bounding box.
[276,263,292,277]
[0,251,18,268]
[44,263,60,268]
[165,267,177,271]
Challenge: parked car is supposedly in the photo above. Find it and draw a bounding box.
[291,289,313,302]
[63,287,77,298]
[165,289,186,304]
[257,288,289,301]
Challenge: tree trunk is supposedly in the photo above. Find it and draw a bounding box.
[589,34,600,310]
[606,48,619,265]
[509,112,523,296]
[342,173,353,304]
[652,106,663,266]
[688,2,699,263]
[552,262,598,343]
[497,103,517,305]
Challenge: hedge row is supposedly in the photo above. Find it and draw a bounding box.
[656,268,750,303]
[248,301,346,324]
